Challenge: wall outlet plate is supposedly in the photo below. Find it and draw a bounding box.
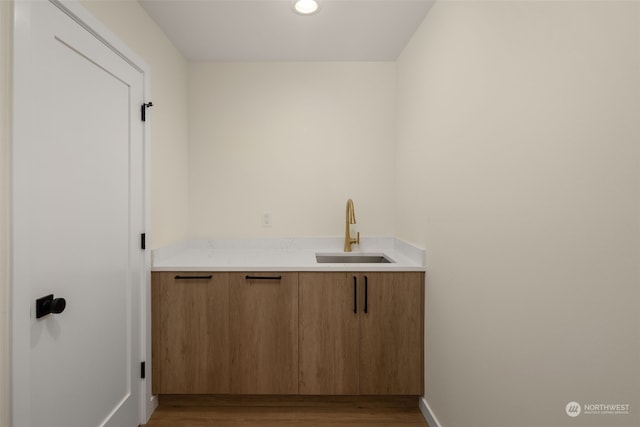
[262,212,272,227]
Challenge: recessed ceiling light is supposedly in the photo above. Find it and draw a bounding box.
[293,0,320,15]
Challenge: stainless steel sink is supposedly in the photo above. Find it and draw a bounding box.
[315,253,394,264]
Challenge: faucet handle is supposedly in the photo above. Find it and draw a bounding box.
[356,232,360,245]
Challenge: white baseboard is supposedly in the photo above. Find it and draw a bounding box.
[419,396,443,427]
[144,394,158,423]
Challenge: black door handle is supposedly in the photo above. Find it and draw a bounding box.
[353,276,357,313]
[36,294,67,319]
[245,275,282,281]
[364,276,368,314]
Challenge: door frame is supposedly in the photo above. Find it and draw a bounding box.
[1,1,13,426]
[11,0,153,424]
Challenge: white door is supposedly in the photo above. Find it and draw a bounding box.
[12,1,147,426]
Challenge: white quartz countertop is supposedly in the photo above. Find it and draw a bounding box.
[152,237,425,272]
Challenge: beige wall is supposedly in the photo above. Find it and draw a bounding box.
[1,0,13,424]
[396,1,640,426]
[188,62,396,238]
[81,0,189,249]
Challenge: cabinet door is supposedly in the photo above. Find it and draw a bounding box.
[152,272,230,394]
[229,272,298,394]
[359,272,424,395]
[299,273,359,394]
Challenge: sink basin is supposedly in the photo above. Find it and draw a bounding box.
[315,253,394,264]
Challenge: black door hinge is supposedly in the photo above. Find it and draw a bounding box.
[141,102,153,122]
[141,361,146,379]
[141,233,146,250]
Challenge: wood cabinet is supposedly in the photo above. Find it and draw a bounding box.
[299,272,424,395]
[358,272,424,394]
[152,270,422,396]
[229,272,299,394]
[299,273,359,394]
[152,272,229,394]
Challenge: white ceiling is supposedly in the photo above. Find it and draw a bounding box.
[139,0,434,61]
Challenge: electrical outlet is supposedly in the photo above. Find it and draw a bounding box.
[262,212,272,227]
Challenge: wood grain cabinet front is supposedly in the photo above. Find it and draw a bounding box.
[299,272,359,395]
[151,272,230,394]
[299,272,424,395]
[229,272,299,394]
[152,271,422,396]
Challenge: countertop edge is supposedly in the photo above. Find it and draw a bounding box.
[151,237,426,272]
[151,266,426,273]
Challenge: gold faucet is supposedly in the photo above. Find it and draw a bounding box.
[344,198,360,252]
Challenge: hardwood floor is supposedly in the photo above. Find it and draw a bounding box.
[143,396,429,427]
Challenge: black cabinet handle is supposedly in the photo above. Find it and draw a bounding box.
[364,276,368,314]
[174,275,212,280]
[245,275,282,281]
[353,276,357,313]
